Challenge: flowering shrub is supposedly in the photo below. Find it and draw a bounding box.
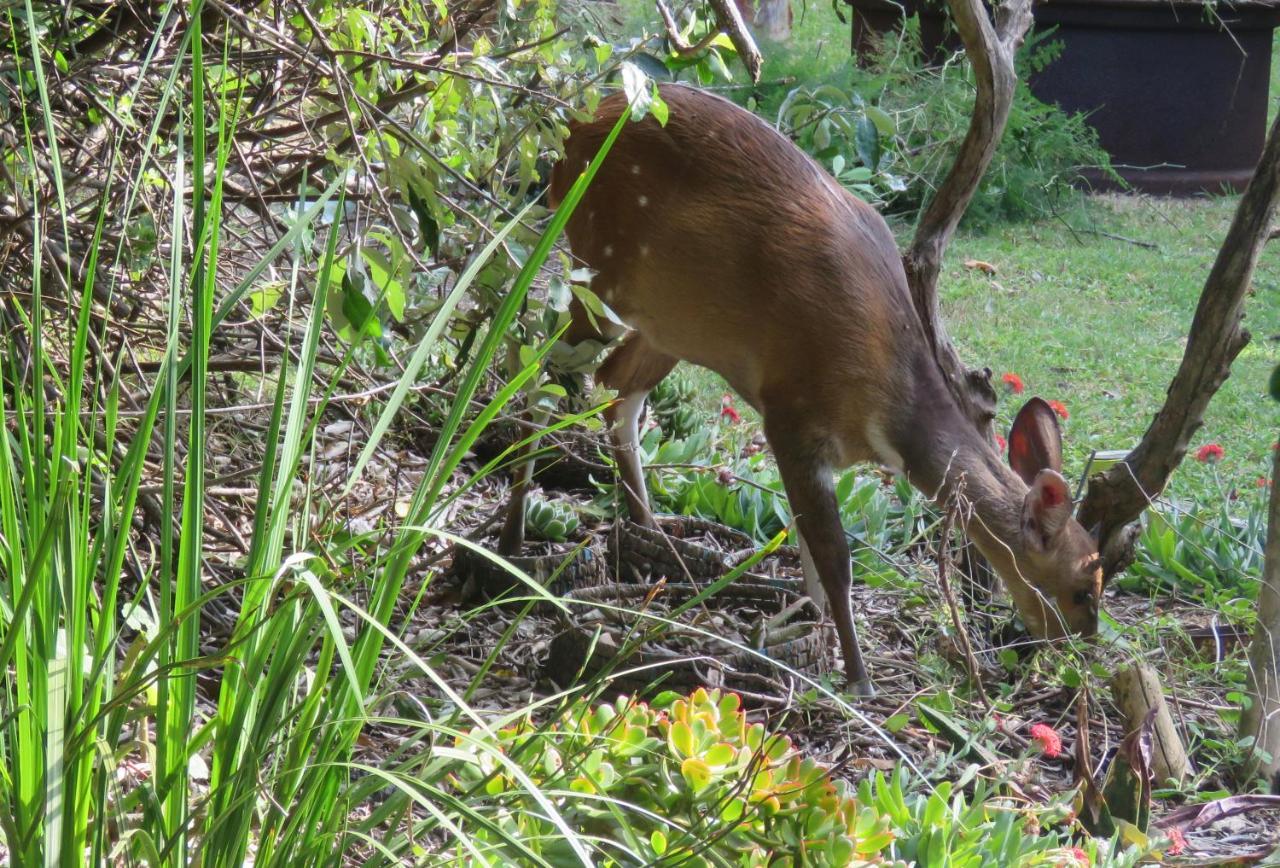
[444,688,1096,866]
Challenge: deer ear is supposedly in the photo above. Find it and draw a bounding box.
[1008,397,1063,486]
[1022,469,1073,551]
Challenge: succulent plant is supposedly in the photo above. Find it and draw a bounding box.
[523,495,579,543]
[648,371,700,440]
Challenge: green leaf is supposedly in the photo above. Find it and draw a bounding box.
[866,105,896,136]
[620,61,652,119]
[855,114,880,171]
[680,757,712,793]
[650,88,669,127]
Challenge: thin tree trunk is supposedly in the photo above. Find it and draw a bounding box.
[1240,426,1280,791]
[1077,110,1280,577]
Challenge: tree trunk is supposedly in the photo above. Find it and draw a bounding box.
[901,0,1035,439]
[1240,420,1280,791]
[1077,110,1280,578]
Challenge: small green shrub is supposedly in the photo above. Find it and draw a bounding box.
[444,688,1108,865]
[869,30,1115,227]
[445,687,898,865]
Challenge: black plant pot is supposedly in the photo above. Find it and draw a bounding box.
[846,0,1280,195]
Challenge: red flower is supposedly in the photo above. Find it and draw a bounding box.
[995,434,1007,453]
[1002,372,1025,394]
[1259,477,1272,488]
[1030,723,1062,758]
[1195,443,1224,464]
[1047,400,1069,420]
[721,396,742,425]
[1167,827,1187,856]
[1064,847,1090,866]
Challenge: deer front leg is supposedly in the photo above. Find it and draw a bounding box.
[769,429,873,697]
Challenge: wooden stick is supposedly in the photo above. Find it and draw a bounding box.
[1111,663,1192,786]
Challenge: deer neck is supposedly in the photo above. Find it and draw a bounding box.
[891,381,1029,569]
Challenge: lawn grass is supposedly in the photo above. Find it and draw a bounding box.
[941,194,1279,505]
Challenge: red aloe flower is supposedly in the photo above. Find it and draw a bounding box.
[1167,827,1187,856]
[1047,400,1069,420]
[995,434,1007,453]
[1002,372,1025,394]
[1066,847,1090,866]
[1030,723,1062,758]
[1195,443,1224,464]
[720,402,741,424]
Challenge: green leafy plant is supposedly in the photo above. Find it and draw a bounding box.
[775,84,906,201]
[648,370,702,440]
[446,687,899,865]
[1124,496,1267,600]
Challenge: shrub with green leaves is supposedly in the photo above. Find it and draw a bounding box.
[445,687,1108,865]
[445,687,897,865]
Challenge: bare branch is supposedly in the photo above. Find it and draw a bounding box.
[655,0,762,83]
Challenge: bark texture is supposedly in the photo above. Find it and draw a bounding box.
[1241,432,1280,791]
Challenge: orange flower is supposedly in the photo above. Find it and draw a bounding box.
[1002,372,1025,394]
[1030,723,1062,758]
[1167,827,1187,856]
[1195,443,1224,463]
[1047,400,1069,420]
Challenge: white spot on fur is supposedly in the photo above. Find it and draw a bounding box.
[865,417,904,473]
[637,195,648,207]
[639,244,650,257]
[603,244,613,258]
[630,164,641,175]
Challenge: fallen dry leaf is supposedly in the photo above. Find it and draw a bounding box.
[964,259,998,275]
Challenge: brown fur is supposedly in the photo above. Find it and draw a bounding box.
[544,85,1104,691]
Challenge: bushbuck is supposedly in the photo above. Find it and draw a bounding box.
[505,84,1103,696]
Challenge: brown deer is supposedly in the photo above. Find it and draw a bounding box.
[508,84,1104,696]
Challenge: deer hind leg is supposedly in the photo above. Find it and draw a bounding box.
[767,424,873,697]
[597,332,677,528]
